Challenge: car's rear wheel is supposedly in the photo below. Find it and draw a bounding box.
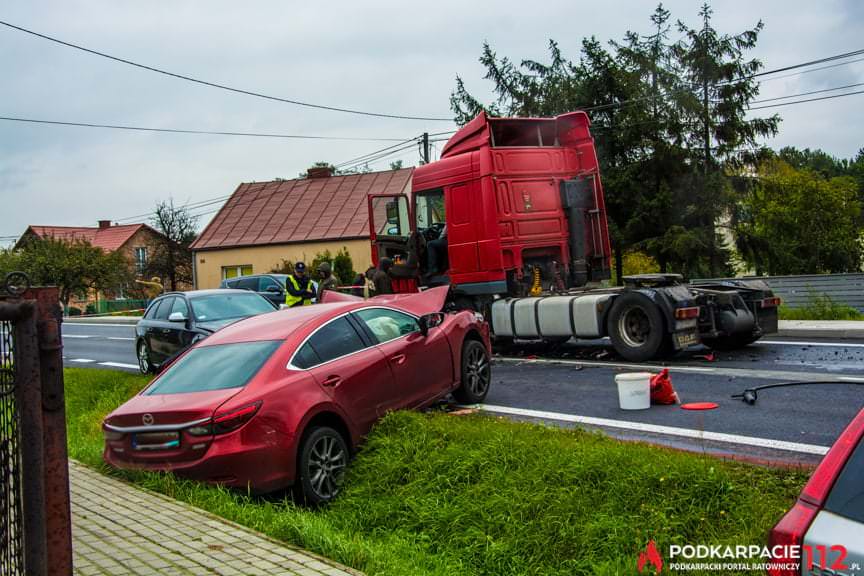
[295,426,348,506]
[453,339,491,404]
[137,340,152,374]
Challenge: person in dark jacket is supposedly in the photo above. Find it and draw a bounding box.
[372,257,394,295]
[285,262,315,307]
[316,262,339,300]
[351,267,376,297]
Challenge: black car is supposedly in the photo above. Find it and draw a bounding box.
[135,289,277,374]
[219,274,289,306]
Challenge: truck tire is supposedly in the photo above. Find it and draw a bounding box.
[702,333,759,351]
[607,292,669,362]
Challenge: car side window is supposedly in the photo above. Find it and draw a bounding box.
[153,297,174,321]
[303,316,367,365]
[143,301,159,319]
[235,277,259,291]
[354,308,419,344]
[292,342,322,369]
[171,297,188,318]
[259,276,282,292]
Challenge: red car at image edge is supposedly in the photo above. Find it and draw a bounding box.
[102,286,491,504]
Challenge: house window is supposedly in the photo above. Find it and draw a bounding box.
[222,265,253,279]
[134,247,147,274]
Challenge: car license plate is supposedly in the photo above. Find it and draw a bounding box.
[132,431,180,451]
[674,330,699,349]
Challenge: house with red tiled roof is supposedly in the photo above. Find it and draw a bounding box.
[190,167,413,289]
[16,220,172,308]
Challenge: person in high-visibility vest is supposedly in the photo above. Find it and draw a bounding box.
[285,262,315,307]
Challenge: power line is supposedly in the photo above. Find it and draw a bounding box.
[0,115,411,141]
[336,142,419,173]
[749,82,864,104]
[757,56,864,83]
[334,137,420,169]
[748,88,864,110]
[0,19,453,122]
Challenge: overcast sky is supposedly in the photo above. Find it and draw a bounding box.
[2,0,862,244]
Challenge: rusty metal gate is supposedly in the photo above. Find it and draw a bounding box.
[0,272,72,576]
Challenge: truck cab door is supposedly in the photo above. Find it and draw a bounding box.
[367,194,419,283]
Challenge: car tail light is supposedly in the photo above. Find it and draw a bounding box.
[800,408,864,506]
[674,306,700,319]
[760,297,782,308]
[768,501,819,575]
[186,401,263,437]
[213,401,262,434]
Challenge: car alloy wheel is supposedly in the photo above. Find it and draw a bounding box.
[453,340,491,404]
[137,341,151,374]
[298,426,348,505]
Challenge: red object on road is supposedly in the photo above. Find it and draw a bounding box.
[680,402,719,411]
[649,369,679,405]
[103,286,491,503]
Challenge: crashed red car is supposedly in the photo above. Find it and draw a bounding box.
[102,286,491,503]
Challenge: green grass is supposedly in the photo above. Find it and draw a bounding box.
[778,291,864,321]
[65,368,807,575]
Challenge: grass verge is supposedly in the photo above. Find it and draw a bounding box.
[66,367,807,575]
[778,293,863,321]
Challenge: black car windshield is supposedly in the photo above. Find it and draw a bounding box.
[145,340,281,395]
[190,293,275,322]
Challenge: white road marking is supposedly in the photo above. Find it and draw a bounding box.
[107,337,135,341]
[477,403,830,455]
[63,334,91,339]
[839,376,864,383]
[758,340,864,348]
[99,362,139,370]
[70,358,96,363]
[63,322,138,328]
[495,356,864,382]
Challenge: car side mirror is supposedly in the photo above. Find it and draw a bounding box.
[265,285,282,293]
[418,312,445,336]
[168,312,187,322]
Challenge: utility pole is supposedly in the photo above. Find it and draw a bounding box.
[421,132,430,164]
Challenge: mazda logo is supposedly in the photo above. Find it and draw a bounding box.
[142,413,154,426]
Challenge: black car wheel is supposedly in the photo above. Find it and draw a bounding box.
[607,292,669,362]
[137,340,153,374]
[295,426,348,506]
[453,339,491,404]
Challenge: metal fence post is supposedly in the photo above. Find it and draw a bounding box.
[12,300,48,576]
[34,288,72,576]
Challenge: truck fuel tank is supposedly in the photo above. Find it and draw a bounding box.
[490,294,614,339]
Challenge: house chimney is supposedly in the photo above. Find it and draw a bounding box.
[98,220,112,229]
[307,166,334,179]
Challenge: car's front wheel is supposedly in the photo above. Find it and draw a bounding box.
[137,340,153,374]
[453,339,491,404]
[295,426,348,506]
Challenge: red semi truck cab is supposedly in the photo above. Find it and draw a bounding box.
[368,111,612,297]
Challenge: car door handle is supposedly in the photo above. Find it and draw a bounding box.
[322,375,342,387]
[390,354,406,365]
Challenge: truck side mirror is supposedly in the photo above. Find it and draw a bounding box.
[418,312,445,336]
[385,201,399,225]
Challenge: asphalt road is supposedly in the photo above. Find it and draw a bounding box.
[61,321,864,463]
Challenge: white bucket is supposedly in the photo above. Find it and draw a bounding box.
[615,372,652,410]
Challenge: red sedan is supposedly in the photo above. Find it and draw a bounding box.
[103,286,491,503]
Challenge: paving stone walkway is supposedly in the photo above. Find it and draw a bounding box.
[70,461,360,576]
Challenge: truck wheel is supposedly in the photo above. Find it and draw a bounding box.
[453,340,491,404]
[607,293,668,362]
[702,333,759,351]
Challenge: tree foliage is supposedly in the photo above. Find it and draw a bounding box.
[147,200,198,291]
[734,159,862,275]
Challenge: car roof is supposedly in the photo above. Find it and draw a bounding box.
[160,289,253,299]
[200,302,360,346]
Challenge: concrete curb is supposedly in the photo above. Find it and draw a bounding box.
[63,316,139,325]
[777,320,864,339]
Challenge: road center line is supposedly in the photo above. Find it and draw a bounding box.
[107,337,135,341]
[757,340,864,348]
[477,403,830,456]
[63,334,91,339]
[70,358,96,363]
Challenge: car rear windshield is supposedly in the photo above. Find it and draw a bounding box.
[145,340,282,395]
[190,293,275,322]
[824,434,864,524]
